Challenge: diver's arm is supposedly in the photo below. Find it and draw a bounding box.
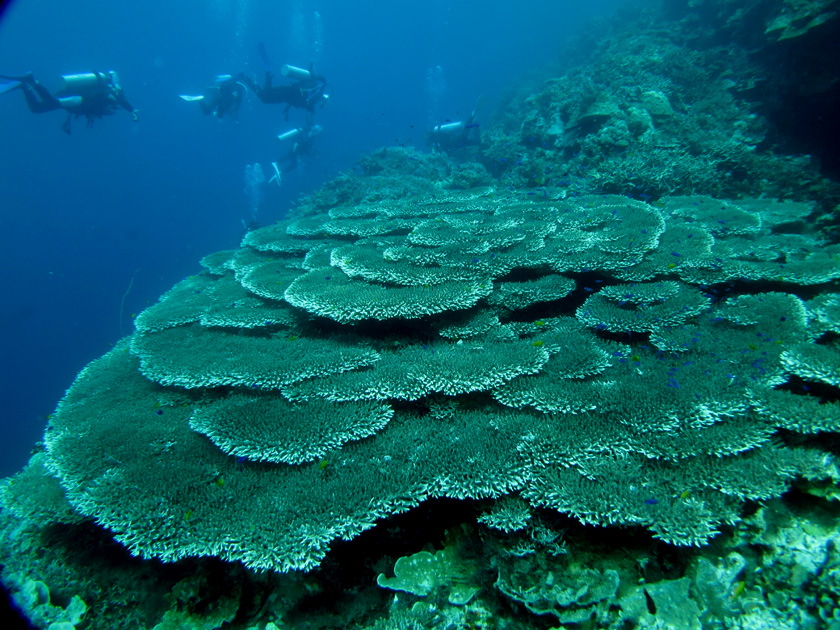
[236,73,259,94]
[115,92,139,120]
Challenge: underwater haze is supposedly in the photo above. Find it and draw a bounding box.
[0,0,621,478]
[4,0,840,628]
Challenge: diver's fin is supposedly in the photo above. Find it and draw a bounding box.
[0,72,33,83]
[469,95,485,124]
[268,162,282,187]
[179,94,205,102]
[0,80,21,95]
[257,42,274,74]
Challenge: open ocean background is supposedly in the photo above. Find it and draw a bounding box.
[0,0,623,479]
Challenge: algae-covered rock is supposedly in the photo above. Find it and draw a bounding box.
[618,578,702,629]
[496,560,619,619]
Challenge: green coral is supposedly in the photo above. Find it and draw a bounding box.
[284,338,548,402]
[576,281,711,333]
[781,341,840,386]
[1,454,83,527]
[132,325,380,389]
[377,547,480,606]
[134,272,297,333]
[487,274,575,310]
[13,189,839,579]
[284,267,493,323]
[189,394,394,464]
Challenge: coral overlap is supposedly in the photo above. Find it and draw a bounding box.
[30,190,838,574]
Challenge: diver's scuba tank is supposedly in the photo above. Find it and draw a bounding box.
[57,96,83,109]
[428,116,480,150]
[277,128,302,142]
[58,72,108,94]
[431,121,466,136]
[280,65,311,81]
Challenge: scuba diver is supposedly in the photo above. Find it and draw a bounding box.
[237,43,328,120]
[266,122,323,188]
[275,121,322,173]
[427,96,483,155]
[0,70,138,134]
[179,74,246,121]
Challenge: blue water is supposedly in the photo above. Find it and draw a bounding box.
[0,0,622,478]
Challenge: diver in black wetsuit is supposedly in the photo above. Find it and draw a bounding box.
[180,74,246,121]
[238,69,328,119]
[276,121,322,173]
[237,43,329,120]
[0,71,138,134]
